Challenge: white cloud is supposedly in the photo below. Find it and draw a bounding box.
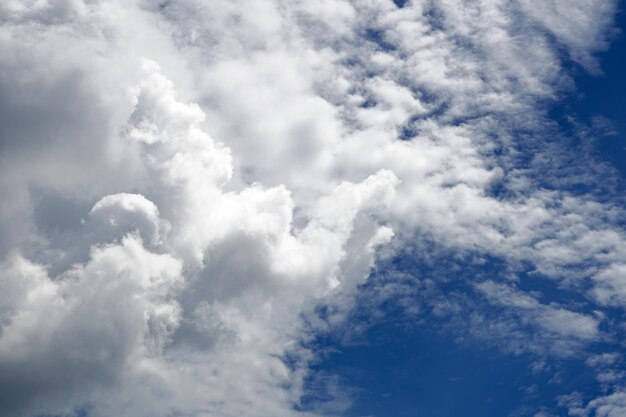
[89,193,164,245]
[592,264,626,307]
[474,281,601,357]
[517,0,617,72]
[0,236,183,417]
[570,392,626,417]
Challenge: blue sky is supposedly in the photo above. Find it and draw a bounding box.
[307,252,615,417]
[567,13,626,178]
[2,1,626,417]
[306,7,626,417]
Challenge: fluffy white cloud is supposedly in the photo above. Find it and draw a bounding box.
[0,236,183,417]
[592,264,626,307]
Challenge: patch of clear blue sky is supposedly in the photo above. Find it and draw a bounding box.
[303,247,616,417]
[304,7,626,417]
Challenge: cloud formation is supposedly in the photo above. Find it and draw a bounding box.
[0,0,625,416]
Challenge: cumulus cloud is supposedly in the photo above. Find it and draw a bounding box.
[0,236,183,417]
[0,0,625,416]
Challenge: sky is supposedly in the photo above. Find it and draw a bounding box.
[0,1,626,417]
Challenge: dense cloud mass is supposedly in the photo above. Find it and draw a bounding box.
[0,0,625,416]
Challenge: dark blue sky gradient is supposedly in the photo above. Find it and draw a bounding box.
[304,248,614,417]
[559,7,626,177]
